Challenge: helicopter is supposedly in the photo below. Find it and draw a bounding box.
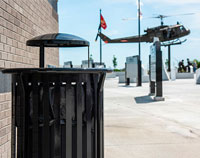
[97,14,192,44]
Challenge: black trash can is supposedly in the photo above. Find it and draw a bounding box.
[2,33,110,158]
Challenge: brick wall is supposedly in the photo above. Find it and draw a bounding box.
[0,93,11,158]
[0,0,59,68]
[0,0,59,157]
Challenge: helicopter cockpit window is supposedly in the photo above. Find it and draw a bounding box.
[163,30,168,39]
[180,26,186,32]
[171,28,176,37]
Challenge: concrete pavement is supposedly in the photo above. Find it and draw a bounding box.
[104,78,200,158]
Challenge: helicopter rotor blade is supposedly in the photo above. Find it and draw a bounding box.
[122,17,137,21]
[122,13,195,21]
[152,15,168,18]
[151,13,195,19]
[122,16,153,21]
[162,13,195,18]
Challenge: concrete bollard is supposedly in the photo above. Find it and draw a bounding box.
[171,68,176,81]
[196,68,200,84]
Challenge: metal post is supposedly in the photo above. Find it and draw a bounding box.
[149,55,151,83]
[100,9,102,65]
[138,0,141,60]
[137,0,142,86]
[125,63,127,83]
[156,44,163,97]
[40,45,45,68]
[168,45,171,72]
[149,54,155,95]
[88,46,90,68]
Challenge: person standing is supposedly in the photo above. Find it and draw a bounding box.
[187,58,192,72]
[178,60,185,72]
[182,60,186,72]
[193,61,197,73]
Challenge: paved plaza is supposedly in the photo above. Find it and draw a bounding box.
[104,78,200,158]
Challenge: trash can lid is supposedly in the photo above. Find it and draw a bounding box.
[26,33,89,47]
[2,68,112,74]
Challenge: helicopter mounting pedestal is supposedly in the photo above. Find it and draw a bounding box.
[161,39,187,72]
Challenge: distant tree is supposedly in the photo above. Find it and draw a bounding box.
[112,55,117,69]
[193,59,200,68]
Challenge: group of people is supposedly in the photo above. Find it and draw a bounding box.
[178,58,196,73]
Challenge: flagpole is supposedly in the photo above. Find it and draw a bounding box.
[138,0,141,59]
[100,9,102,65]
[88,46,90,68]
[137,0,142,86]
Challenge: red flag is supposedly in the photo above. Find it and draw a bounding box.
[101,14,107,30]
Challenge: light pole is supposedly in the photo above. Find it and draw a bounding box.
[137,0,142,86]
[100,9,102,65]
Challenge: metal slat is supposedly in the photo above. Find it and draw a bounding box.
[23,76,30,158]
[65,84,74,158]
[85,78,92,158]
[92,74,98,158]
[16,77,22,158]
[49,82,56,158]
[11,76,16,158]
[102,97,104,158]
[17,74,26,158]
[76,81,83,158]
[42,81,50,157]
[97,92,103,158]
[97,74,106,158]
[32,76,39,158]
[53,81,61,157]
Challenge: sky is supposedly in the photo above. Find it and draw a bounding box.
[58,0,200,69]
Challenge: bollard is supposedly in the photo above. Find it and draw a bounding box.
[126,78,130,86]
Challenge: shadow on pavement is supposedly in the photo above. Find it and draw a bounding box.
[134,95,154,104]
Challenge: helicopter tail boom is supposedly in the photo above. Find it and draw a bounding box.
[98,32,112,43]
[98,32,150,43]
